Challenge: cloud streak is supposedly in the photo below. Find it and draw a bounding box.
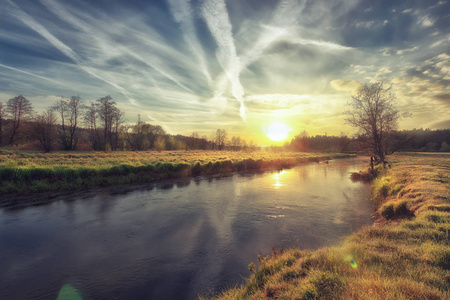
[5,0,137,104]
[168,0,212,86]
[202,0,246,120]
[40,0,193,97]
[0,63,64,86]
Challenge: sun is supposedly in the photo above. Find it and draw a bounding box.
[266,122,291,142]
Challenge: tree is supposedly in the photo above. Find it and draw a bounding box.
[6,95,34,145]
[84,102,101,150]
[32,109,57,152]
[141,123,165,149]
[0,102,3,146]
[345,82,406,163]
[52,96,83,150]
[230,136,242,150]
[440,142,450,152]
[84,96,124,151]
[215,129,227,150]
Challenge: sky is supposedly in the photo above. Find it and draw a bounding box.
[0,0,449,145]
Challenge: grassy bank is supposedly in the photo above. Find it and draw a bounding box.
[209,153,449,299]
[0,150,352,194]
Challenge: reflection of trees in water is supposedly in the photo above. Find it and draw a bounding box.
[176,180,191,188]
[96,193,118,221]
[296,167,309,181]
[64,200,75,224]
[322,165,327,179]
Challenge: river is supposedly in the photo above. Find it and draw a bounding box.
[0,158,373,300]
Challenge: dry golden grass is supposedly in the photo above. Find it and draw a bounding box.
[0,149,344,169]
[0,149,351,194]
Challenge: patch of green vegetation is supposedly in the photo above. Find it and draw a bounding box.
[0,150,354,194]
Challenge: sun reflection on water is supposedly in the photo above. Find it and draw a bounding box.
[272,170,286,189]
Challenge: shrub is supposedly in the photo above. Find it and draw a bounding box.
[0,168,16,181]
[394,201,409,216]
[191,162,202,176]
[380,203,395,219]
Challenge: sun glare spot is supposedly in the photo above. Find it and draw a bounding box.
[266,122,291,142]
[272,170,285,189]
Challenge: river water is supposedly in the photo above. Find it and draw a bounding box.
[0,158,373,300]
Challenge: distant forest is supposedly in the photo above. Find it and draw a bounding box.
[0,95,449,153]
[286,128,450,153]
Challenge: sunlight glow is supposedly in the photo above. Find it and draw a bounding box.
[272,170,286,189]
[266,122,291,142]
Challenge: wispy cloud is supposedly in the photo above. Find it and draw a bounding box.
[202,0,246,120]
[5,0,137,104]
[0,63,64,86]
[168,0,212,86]
[40,0,193,98]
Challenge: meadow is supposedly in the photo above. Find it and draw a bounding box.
[208,153,450,299]
[0,149,352,194]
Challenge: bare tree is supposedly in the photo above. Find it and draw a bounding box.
[215,129,227,150]
[6,95,34,145]
[52,96,83,150]
[230,136,242,150]
[0,102,3,146]
[95,95,124,150]
[32,109,58,152]
[96,95,114,148]
[111,107,125,150]
[84,96,124,151]
[84,102,101,150]
[345,82,407,163]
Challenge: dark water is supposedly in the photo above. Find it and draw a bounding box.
[0,158,373,300]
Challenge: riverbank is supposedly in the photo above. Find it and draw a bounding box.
[0,150,353,195]
[209,153,449,299]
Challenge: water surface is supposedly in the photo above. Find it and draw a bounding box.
[0,158,373,299]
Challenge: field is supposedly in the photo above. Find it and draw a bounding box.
[0,149,352,194]
[209,153,450,299]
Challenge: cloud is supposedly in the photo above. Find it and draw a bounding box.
[432,93,450,105]
[330,79,362,92]
[430,119,450,129]
[418,15,436,27]
[5,0,137,104]
[167,0,212,85]
[202,0,246,120]
[381,48,392,56]
[290,38,352,51]
[0,63,64,86]
[396,46,419,55]
[246,94,312,109]
[40,0,194,97]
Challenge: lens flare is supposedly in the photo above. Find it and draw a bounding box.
[345,254,358,269]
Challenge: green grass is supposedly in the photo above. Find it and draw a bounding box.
[207,153,450,300]
[0,149,353,194]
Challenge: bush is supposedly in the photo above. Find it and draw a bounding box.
[380,203,395,219]
[394,201,409,216]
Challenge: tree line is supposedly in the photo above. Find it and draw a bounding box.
[1,89,448,154]
[0,95,260,152]
[284,129,449,153]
